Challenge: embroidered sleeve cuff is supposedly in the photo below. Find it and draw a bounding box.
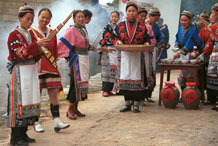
[198,54,206,62]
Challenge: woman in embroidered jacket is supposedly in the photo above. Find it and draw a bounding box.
[98,11,120,97]
[57,10,88,120]
[137,6,156,105]
[112,2,150,113]
[174,10,203,91]
[31,8,69,133]
[197,3,218,107]
[7,4,49,146]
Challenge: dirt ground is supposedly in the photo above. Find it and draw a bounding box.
[0,71,218,146]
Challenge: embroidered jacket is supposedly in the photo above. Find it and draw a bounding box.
[198,24,218,61]
[30,28,58,74]
[7,29,41,63]
[112,19,150,45]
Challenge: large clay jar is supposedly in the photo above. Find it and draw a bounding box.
[161,81,180,109]
[182,82,201,109]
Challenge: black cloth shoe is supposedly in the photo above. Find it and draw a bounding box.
[120,106,131,112]
[133,105,140,113]
[145,97,155,103]
[24,136,36,143]
[10,140,28,146]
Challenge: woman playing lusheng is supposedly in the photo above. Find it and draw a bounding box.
[111,2,150,113]
[58,10,89,120]
[31,8,69,133]
[174,10,203,92]
[7,4,49,146]
[98,11,120,97]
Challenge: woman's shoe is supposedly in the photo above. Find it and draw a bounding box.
[34,122,44,133]
[102,92,109,97]
[66,111,77,120]
[133,105,140,113]
[75,102,86,117]
[54,118,70,132]
[120,105,131,112]
[109,92,115,96]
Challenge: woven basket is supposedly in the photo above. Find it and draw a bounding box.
[100,47,116,53]
[115,44,154,52]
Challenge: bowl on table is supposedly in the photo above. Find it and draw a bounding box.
[174,59,181,64]
[172,48,179,53]
[190,59,197,64]
[181,59,189,64]
[161,59,167,63]
[166,59,173,64]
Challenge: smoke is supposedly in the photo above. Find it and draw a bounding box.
[0,0,109,111]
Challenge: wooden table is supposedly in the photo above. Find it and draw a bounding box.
[158,63,205,106]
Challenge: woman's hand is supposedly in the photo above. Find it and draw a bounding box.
[173,50,183,59]
[213,46,218,52]
[92,45,97,51]
[116,40,123,45]
[196,57,202,63]
[37,37,50,47]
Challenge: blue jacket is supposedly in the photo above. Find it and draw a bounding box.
[175,25,203,53]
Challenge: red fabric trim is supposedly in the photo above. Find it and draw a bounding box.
[126,19,138,44]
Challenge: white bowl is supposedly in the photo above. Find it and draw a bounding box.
[172,48,179,53]
[161,59,167,63]
[190,59,197,64]
[181,59,189,64]
[174,59,181,64]
[166,59,173,64]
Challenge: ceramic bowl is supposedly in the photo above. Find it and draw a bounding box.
[190,59,197,64]
[172,48,179,53]
[174,59,181,64]
[166,59,173,64]
[181,59,189,64]
[161,59,167,63]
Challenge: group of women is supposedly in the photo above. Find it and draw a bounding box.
[6,1,218,146]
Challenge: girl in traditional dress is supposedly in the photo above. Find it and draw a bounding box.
[98,11,120,97]
[197,3,218,108]
[7,4,49,146]
[137,6,157,105]
[174,10,203,92]
[58,10,90,119]
[31,8,69,133]
[145,7,164,102]
[111,2,150,113]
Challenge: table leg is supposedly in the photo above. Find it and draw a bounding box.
[199,67,205,103]
[167,70,171,81]
[159,68,164,106]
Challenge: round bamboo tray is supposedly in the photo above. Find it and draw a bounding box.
[115,44,154,52]
[100,47,116,53]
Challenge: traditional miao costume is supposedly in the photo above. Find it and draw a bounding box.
[112,18,150,111]
[7,27,41,141]
[199,26,211,46]
[99,22,117,94]
[58,25,90,103]
[143,22,157,101]
[32,27,62,89]
[175,25,203,88]
[31,27,69,132]
[145,21,163,99]
[198,24,218,104]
